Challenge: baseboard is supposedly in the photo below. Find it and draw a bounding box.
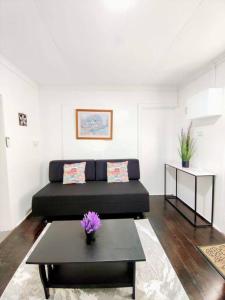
[0,231,11,244]
[212,224,225,236]
[15,208,32,228]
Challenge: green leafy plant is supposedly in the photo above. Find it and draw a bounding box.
[179,123,195,162]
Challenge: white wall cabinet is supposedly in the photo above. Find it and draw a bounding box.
[186,88,224,120]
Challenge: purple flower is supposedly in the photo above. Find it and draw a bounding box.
[81,211,101,234]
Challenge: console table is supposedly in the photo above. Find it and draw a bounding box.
[164,163,215,227]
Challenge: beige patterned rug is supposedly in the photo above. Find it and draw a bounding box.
[1,219,189,300]
[198,244,225,279]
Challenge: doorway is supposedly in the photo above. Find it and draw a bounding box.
[0,96,11,238]
[138,104,176,195]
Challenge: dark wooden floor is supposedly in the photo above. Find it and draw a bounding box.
[0,196,225,299]
[146,196,225,300]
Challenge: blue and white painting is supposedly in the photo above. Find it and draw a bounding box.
[76,110,113,139]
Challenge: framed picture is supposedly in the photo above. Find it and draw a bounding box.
[18,113,27,126]
[76,109,113,140]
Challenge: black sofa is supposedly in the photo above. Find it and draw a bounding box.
[32,159,149,219]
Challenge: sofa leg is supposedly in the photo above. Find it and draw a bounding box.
[134,214,141,220]
[135,213,144,220]
[42,219,48,227]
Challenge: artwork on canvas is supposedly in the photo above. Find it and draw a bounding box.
[76,109,113,140]
[18,113,27,126]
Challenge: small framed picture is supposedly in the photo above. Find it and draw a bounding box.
[76,109,113,140]
[18,113,27,126]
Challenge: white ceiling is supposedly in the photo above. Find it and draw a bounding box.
[1,0,225,87]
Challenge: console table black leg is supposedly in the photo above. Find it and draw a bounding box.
[194,176,197,226]
[175,168,178,198]
[164,164,167,200]
[211,175,215,225]
[132,262,136,299]
[39,265,50,299]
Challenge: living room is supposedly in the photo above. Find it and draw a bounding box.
[0,1,225,299]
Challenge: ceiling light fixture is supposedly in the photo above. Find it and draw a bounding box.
[103,0,136,13]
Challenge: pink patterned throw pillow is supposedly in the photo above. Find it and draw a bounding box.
[107,161,129,183]
[63,162,86,184]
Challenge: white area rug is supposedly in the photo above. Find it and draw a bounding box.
[1,219,189,300]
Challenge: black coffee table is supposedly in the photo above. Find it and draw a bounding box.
[26,219,146,299]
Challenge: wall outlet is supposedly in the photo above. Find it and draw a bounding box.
[196,130,204,137]
[33,140,39,147]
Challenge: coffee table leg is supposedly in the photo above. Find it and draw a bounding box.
[132,262,136,299]
[39,265,50,299]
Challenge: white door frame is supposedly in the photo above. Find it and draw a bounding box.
[137,103,176,194]
[0,95,11,231]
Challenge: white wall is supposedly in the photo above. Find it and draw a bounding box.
[1,53,224,234]
[175,62,225,234]
[0,56,41,230]
[39,87,177,187]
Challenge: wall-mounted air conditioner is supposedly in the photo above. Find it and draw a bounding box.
[186,88,224,120]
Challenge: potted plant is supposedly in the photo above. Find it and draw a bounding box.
[179,123,195,168]
[81,211,101,244]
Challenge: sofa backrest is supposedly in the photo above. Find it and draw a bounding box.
[95,159,140,181]
[49,160,96,182]
[49,159,140,182]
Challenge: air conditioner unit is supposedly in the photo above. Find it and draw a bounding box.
[186,88,224,120]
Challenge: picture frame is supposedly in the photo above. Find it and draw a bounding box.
[18,113,27,126]
[76,109,113,140]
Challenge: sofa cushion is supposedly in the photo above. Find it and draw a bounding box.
[49,160,95,182]
[96,159,140,181]
[107,161,129,183]
[63,162,86,184]
[32,180,149,217]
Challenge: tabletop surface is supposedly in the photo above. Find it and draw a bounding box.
[166,162,215,176]
[26,219,146,264]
